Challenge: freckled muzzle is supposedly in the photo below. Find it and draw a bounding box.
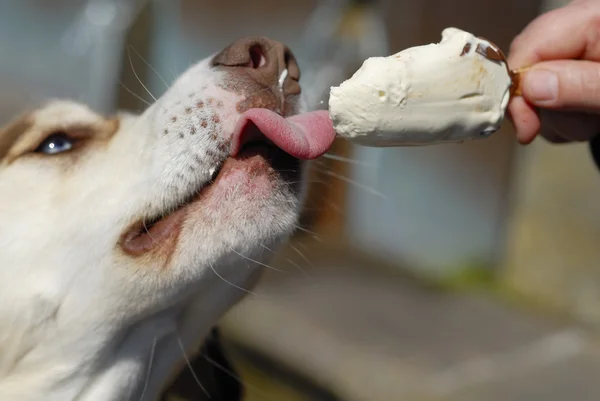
[118,37,336,259]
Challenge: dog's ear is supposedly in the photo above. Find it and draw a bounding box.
[160,327,244,401]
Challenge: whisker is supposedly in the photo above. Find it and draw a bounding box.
[294,225,325,243]
[168,67,179,82]
[289,243,315,275]
[260,244,276,253]
[283,179,326,185]
[321,153,374,167]
[321,169,387,199]
[142,218,157,243]
[226,245,287,273]
[319,195,344,215]
[119,81,152,107]
[283,180,325,186]
[128,45,170,90]
[127,48,157,102]
[137,337,157,401]
[272,169,300,173]
[209,262,258,296]
[296,242,309,251]
[176,333,211,399]
[286,257,309,277]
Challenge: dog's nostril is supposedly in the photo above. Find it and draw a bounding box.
[211,37,301,96]
[283,49,300,82]
[248,45,266,69]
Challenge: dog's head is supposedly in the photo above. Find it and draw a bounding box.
[0,37,335,400]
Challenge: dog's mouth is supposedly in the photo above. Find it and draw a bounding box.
[119,108,336,257]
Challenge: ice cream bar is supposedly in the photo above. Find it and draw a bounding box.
[328,27,521,147]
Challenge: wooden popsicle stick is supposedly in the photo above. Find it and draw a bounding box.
[510,66,531,97]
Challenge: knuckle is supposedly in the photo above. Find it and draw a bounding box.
[509,33,524,55]
[577,63,600,102]
[585,14,600,55]
[508,11,558,64]
[587,10,600,33]
[553,63,600,107]
[592,64,600,100]
[581,0,600,16]
[508,33,533,66]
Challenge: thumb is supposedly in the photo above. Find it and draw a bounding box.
[520,60,600,113]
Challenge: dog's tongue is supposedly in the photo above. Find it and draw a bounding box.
[231,109,336,160]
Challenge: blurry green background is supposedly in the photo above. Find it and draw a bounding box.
[3,0,600,400]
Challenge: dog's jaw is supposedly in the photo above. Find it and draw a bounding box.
[0,42,313,400]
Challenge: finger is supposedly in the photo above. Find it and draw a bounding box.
[508,1,600,68]
[538,108,600,142]
[507,96,541,144]
[520,60,600,112]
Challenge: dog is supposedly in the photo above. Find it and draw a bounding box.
[0,37,335,400]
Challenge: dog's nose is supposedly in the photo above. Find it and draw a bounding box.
[211,37,301,97]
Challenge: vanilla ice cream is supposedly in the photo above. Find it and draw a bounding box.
[328,27,517,146]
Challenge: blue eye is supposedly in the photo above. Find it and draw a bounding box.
[35,133,74,155]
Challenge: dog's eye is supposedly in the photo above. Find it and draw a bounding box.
[34,132,74,155]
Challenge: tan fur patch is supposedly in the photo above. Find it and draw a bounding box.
[0,114,32,163]
[0,101,119,165]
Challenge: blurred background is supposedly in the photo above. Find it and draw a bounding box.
[3,0,600,400]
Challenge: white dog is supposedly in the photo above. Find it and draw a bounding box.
[0,37,335,401]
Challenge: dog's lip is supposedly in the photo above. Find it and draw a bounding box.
[120,174,219,258]
[119,143,290,258]
[119,208,187,257]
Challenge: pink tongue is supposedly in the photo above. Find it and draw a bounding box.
[231,109,336,160]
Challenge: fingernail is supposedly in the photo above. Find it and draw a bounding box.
[525,70,558,102]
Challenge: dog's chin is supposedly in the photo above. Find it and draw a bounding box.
[119,143,301,258]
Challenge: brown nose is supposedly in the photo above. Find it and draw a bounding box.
[211,37,301,97]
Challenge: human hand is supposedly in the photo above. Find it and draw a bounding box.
[507,0,600,145]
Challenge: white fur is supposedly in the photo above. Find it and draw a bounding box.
[0,54,309,400]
